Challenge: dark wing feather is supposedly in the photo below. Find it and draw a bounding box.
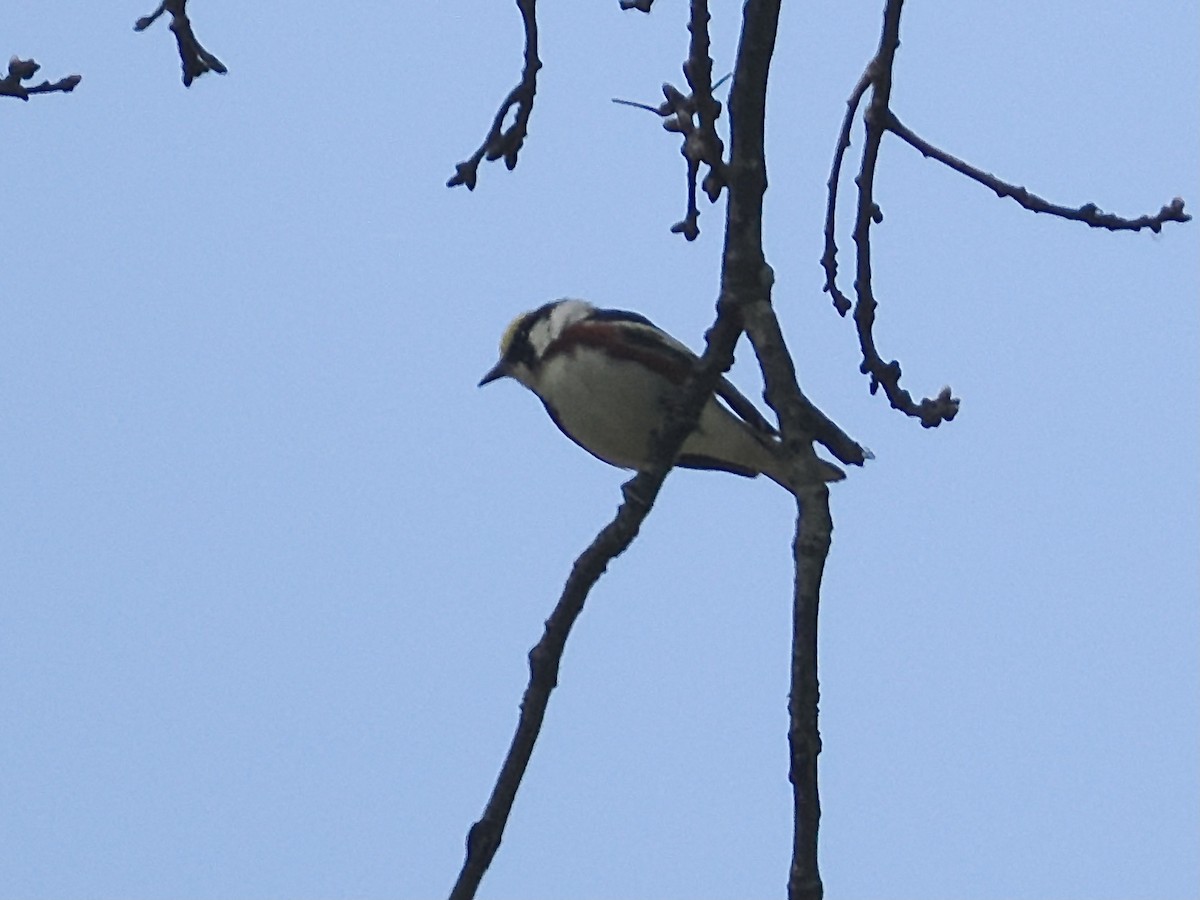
[587,307,658,329]
[675,452,758,478]
[714,376,778,437]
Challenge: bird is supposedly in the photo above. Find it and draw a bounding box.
[479,299,844,491]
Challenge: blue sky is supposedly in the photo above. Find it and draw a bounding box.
[3,3,1197,899]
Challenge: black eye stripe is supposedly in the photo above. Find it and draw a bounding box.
[505,301,564,366]
[505,311,543,367]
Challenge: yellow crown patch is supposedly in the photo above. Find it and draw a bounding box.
[498,313,527,357]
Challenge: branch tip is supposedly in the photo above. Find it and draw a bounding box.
[448,0,540,190]
[134,0,226,87]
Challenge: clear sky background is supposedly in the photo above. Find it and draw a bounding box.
[3,3,1197,899]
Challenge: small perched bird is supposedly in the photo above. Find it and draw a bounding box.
[479,299,844,491]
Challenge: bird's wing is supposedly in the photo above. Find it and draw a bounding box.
[565,308,780,438]
[549,309,697,382]
[713,376,778,437]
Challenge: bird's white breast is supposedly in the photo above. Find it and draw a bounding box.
[534,342,671,470]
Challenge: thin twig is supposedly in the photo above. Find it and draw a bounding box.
[447,0,541,190]
[683,0,728,199]
[448,473,659,900]
[0,57,81,101]
[609,3,729,240]
[831,0,1188,427]
[134,0,227,87]
[663,0,730,241]
[450,1,859,892]
[610,97,661,114]
[820,70,871,315]
[886,111,1190,233]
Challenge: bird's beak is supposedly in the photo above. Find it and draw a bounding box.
[478,360,509,387]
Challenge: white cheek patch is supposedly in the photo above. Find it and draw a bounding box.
[529,299,592,357]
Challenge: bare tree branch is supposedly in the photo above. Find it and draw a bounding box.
[785,471,830,900]
[826,0,1188,428]
[663,83,706,241]
[744,301,843,900]
[719,2,833,897]
[609,3,730,241]
[447,473,663,900]
[0,57,81,101]
[447,0,541,190]
[886,111,1190,233]
[619,0,655,11]
[850,0,962,428]
[449,276,755,900]
[681,1,728,201]
[820,71,870,315]
[134,0,227,87]
[610,79,725,241]
[448,1,866,894]
[611,2,729,241]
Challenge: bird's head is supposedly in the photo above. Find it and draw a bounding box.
[478,299,594,390]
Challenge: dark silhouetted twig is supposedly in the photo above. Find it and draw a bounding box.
[682,1,727,197]
[135,0,227,87]
[610,2,729,240]
[820,70,870,315]
[851,0,961,428]
[448,470,666,900]
[0,57,81,101]
[887,111,1190,233]
[447,0,541,190]
[825,0,1188,428]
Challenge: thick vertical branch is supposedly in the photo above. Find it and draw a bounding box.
[718,2,827,897]
[785,483,829,900]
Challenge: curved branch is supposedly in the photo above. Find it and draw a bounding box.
[453,5,865,898]
[682,0,728,199]
[886,112,1190,233]
[820,70,870,315]
[447,0,541,190]
[851,0,961,428]
[834,0,1188,427]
